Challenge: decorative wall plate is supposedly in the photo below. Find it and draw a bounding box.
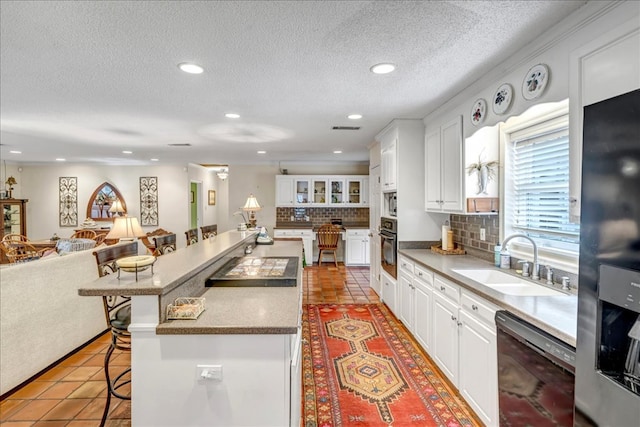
[492,83,513,115]
[470,98,487,126]
[522,64,549,100]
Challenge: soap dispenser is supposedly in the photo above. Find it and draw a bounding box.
[500,246,511,269]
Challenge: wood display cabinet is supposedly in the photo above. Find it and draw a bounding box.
[1,199,28,263]
[1,199,28,239]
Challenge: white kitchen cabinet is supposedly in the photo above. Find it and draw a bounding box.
[273,229,314,266]
[569,20,640,220]
[311,178,328,205]
[432,279,460,385]
[345,229,370,265]
[425,116,463,213]
[275,175,369,207]
[294,177,312,205]
[459,289,499,427]
[276,176,295,206]
[398,256,415,329]
[381,137,397,192]
[412,265,433,352]
[381,270,397,316]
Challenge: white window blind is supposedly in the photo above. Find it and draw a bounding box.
[509,124,580,245]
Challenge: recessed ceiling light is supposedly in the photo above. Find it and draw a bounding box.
[122,150,133,154]
[225,113,240,119]
[9,150,21,154]
[56,158,66,161]
[347,114,362,120]
[333,150,343,154]
[370,63,396,74]
[178,62,204,74]
[150,158,159,162]
[257,150,266,154]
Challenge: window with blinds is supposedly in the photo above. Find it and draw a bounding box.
[506,113,580,249]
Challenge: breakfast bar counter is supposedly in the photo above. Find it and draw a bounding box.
[78,230,304,427]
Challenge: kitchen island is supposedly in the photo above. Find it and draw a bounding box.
[78,231,303,427]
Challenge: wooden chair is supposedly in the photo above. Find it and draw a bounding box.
[200,224,218,239]
[0,240,45,263]
[92,241,138,426]
[140,228,171,254]
[153,233,176,256]
[93,233,107,246]
[71,229,97,239]
[2,233,29,243]
[185,228,198,246]
[316,224,341,267]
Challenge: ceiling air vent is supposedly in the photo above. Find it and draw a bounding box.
[168,143,192,147]
[332,126,360,130]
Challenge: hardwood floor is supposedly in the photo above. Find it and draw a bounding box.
[0,264,378,426]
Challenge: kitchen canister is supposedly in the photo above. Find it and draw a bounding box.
[441,221,450,250]
[494,244,502,267]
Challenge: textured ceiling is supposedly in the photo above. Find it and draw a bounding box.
[0,1,586,166]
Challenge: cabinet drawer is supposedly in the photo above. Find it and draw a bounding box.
[461,290,498,328]
[414,265,433,286]
[434,275,460,304]
[346,229,368,237]
[274,229,313,238]
[398,256,414,275]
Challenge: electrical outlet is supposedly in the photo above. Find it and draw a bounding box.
[480,228,486,241]
[197,364,223,381]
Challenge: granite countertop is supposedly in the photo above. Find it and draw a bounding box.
[78,230,258,296]
[399,249,578,347]
[156,240,303,335]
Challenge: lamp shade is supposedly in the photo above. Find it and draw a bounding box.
[108,199,126,215]
[106,217,146,240]
[242,194,261,211]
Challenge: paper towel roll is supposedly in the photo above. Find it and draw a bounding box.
[442,225,450,249]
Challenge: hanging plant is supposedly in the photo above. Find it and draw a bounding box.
[466,150,499,195]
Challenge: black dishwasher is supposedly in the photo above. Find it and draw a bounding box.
[495,311,576,426]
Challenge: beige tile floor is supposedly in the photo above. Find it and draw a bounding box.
[0,264,378,426]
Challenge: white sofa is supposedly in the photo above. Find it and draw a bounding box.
[0,249,105,395]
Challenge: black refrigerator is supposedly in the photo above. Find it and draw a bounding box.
[574,89,640,426]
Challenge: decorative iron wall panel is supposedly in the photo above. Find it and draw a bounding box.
[140,177,158,226]
[59,177,78,227]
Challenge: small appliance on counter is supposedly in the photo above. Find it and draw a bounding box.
[255,227,273,245]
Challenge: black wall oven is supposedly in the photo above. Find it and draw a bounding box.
[380,216,397,279]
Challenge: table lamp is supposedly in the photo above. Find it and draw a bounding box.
[108,199,126,217]
[106,216,146,242]
[242,194,261,229]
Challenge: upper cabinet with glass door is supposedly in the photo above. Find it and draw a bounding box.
[312,178,328,205]
[275,175,369,207]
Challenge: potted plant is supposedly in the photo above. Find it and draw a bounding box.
[466,152,499,195]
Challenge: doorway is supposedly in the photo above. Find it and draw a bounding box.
[189,181,203,230]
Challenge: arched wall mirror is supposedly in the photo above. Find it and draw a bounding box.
[86,182,127,221]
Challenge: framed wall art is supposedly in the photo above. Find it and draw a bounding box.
[140,177,158,226]
[208,190,216,205]
[59,177,78,227]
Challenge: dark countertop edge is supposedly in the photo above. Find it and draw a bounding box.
[399,249,577,347]
[155,326,298,335]
[78,232,258,297]
[274,222,369,230]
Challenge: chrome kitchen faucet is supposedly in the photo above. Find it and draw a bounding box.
[501,234,539,280]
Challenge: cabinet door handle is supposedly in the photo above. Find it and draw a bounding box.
[457,321,463,326]
[472,304,478,311]
[417,272,423,277]
[440,286,445,291]
[451,315,457,321]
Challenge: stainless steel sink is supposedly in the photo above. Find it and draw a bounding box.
[451,269,565,296]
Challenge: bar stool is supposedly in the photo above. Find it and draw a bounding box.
[185,228,198,246]
[92,241,138,426]
[200,224,218,239]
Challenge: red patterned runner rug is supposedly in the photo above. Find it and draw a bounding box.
[302,304,481,427]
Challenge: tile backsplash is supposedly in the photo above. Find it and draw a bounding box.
[276,207,369,228]
[450,214,499,254]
